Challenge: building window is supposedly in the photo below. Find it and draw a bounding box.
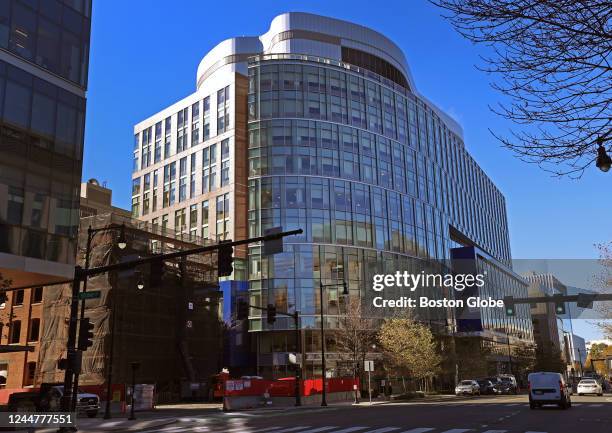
[143,191,150,215]
[163,162,176,207]
[10,321,21,344]
[217,86,230,134]
[190,153,197,198]
[26,362,36,385]
[220,138,230,186]
[141,126,152,169]
[14,290,24,306]
[179,157,187,202]
[161,214,169,232]
[203,96,211,140]
[154,121,162,163]
[216,193,230,240]
[164,116,172,158]
[190,204,198,229]
[191,101,200,146]
[152,169,159,212]
[202,143,217,193]
[201,200,209,239]
[177,107,189,153]
[29,318,40,342]
[175,208,186,233]
[32,287,43,303]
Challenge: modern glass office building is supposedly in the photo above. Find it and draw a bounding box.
[0,0,91,287]
[132,12,533,380]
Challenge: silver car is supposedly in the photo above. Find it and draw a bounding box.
[455,380,480,396]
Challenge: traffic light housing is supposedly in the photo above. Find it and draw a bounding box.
[554,295,566,315]
[267,303,277,324]
[237,299,249,320]
[149,258,164,287]
[77,318,95,351]
[503,296,515,316]
[577,293,596,309]
[218,242,234,278]
[0,292,7,304]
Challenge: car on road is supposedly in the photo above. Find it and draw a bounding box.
[8,384,100,418]
[455,380,480,396]
[476,379,498,395]
[528,372,572,409]
[577,378,603,396]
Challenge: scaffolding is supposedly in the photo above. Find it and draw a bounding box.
[36,213,224,401]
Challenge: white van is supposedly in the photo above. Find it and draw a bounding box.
[528,372,572,409]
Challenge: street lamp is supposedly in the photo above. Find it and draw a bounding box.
[596,138,612,172]
[136,274,145,290]
[319,279,348,407]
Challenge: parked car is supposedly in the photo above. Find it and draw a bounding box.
[499,375,518,394]
[528,372,572,409]
[476,379,497,395]
[455,380,480,396]
[577,378,603,396]
[483,376,504,394]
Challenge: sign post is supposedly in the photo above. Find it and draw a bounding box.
[364,360,374,405]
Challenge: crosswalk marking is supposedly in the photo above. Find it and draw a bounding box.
[505,403,520,406]
[330,428,368,433]
[362,428,400,433]
[297,428,339,433]
[399,428,435,433]
[590,403,603,407]
[248,428,285,432]
[439,430,472,433]
[481,430,508,433]
[136,426,187,433]
[273,428,313,433]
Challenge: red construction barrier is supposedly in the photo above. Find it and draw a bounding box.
[221,377,357,397]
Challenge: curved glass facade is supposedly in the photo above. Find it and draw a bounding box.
[247,55,517,333]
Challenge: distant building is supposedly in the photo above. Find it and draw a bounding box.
[524,272,573,371]
[79,179,131,219]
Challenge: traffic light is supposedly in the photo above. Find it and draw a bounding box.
[218,241,234,277]
[577,293,596,309]
[267,303,277,324]
[503,296,515,316]
[554,295,566,315]
[0,292,6,305]
[237,299,249,320]
[149,258,165,287]
[77,318,95,351]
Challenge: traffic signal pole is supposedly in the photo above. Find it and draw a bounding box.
[59,267,83,432]
[240,302,302,406]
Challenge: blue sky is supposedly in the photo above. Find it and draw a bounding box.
[83,1,610,337]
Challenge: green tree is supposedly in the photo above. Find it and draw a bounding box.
[378,316,441,392]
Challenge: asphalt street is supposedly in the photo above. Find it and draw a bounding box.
[26,394,612,433]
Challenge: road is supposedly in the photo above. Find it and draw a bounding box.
[28,394,612,433]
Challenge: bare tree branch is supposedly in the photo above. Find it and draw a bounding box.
[430,0,612,176]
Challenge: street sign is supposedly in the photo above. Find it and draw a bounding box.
[263,227,284,255]
[364,360,374,372]
[78,290,101,300]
